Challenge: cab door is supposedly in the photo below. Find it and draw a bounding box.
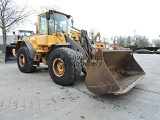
[36,14,48,46]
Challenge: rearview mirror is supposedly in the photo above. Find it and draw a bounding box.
[46,12,50,20]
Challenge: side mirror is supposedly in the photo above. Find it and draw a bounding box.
[46,12,50,20]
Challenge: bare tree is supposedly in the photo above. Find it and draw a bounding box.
[111,36,128,49]
[89,28,96,39]
[134,35,150,48]
[126,36,133,47]
[88,28,98,45]
[102,37,109,44]
[39,4,61,12]
[110,35,150,49]
[111,36,118,50]
[152,38,160,47]
[116,36,126,47]
[0,0,33,52]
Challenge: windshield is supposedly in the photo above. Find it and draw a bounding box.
[48,13,71,34]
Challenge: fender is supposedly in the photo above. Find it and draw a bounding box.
[16,40,35,59]
[45,42,71,63]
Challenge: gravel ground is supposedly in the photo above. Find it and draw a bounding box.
[0,54,160,120]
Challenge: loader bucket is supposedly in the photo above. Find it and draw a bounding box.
[5,45,17,62]
[85,49,145,95]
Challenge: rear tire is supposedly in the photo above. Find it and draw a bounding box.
[17,47,37,73]
[48,48,82,86]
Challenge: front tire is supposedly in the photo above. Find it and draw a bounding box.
[48,48,82,86]
[17,47,37,73]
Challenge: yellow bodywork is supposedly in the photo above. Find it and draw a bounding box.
[95,42,106,49]
[24,33,66,47]
[22,32,66,64]
[70,29,80,41]
[70,29,81,45]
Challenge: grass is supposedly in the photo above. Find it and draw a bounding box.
[0,52,5,56]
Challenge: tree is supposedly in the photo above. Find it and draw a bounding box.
[88,28,98,44]
[39,4,61,12]
[116,36,126,47]
[89,28,96,39]
[111,36,133,48]
[0,0,33,52]
[111,35,150,49]
[125,36,133,47]
[135,35,150,48]
[111,36,118,50]
[152,39,160,47]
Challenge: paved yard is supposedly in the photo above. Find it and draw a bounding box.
[0,54,160,120]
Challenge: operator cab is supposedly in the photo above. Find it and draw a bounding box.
[39,10,72,35]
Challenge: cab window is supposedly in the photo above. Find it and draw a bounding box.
[40,15,47,34]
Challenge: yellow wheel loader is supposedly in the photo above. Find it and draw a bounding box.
[92,32,106,49]
[15,10,145,95]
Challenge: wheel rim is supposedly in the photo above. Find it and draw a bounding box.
[53,58,65,77]
[19,54,25,67]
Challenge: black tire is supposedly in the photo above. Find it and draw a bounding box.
[75,51,83,79]
[48,48,82,86]
[17,47,37,73]
[76,51,87,75]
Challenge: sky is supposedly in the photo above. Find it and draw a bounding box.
[14,0,160,42]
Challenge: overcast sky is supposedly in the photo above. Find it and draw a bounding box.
[16,0,160,41]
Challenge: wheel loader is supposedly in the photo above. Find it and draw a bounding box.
[92,32,106,49]
[5,32,17,62]
[5,30,34,62]
[14,10,146,95]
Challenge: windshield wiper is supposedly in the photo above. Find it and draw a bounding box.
[55,23,65,33]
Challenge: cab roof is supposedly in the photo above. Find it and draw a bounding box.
[38,10,71,18]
